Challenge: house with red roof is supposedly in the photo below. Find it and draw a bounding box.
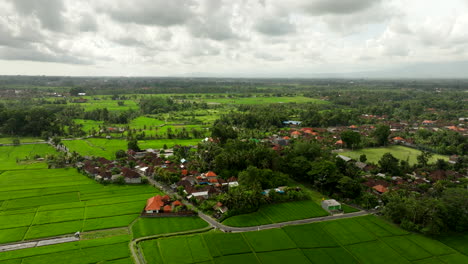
[206,171,217,178]
[392,136,406,144]
[145,195,165,213]
[335,140,344,146]
[291,131,301,138]
[372,185,388,194]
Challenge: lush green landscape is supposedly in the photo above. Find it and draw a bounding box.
[0,156,161,243]
[62,138,202,159]
[132,217,209,239]
[0,234,133,264]
[0,144,56,170]
[341,146,449,165]
[222,200,328,227]
[140,215,468,264]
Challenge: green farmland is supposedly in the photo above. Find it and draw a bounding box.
[0,234,133,264]
[132,217,209,239]
[0,144,56,170]
[191,95,329,105]
[222,200,328,227]
[68,96,139,112]
[341,146,449,165]
[0,167,161,243]
[141,215,468,264]
[62,138,202,159]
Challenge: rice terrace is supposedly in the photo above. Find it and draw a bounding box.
[1,0,468,262]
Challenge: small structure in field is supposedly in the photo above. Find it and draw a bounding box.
[321,199,342,212]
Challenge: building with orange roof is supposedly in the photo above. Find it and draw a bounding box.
[283,136,291,140]
[163,205,172,213]
[392,137,405,143]
[145,195,164,213]
[372,185,388,194]
[206,171,217,177]
[172,200,182,207]
[335,140,344,145]
[291,131,301,138]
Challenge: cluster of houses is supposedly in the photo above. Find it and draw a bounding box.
[278,117,467,150]
[173,171,239,202]
[336,154,465,197]
[79,149,176,184]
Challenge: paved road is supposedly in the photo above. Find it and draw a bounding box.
[0,236,79,253]
[198,210,371,232]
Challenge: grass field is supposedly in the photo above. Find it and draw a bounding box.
[341,146,449,165]
[63,138,202,159]
[0,137,45,144]
[68,97,139,112]
[0,144,56,170]
[190,95,329,105]
[0,167,162,243]
[222,200,328,227]
[141,215,468,264]
[0,234,133,264]
[132,216,209,239]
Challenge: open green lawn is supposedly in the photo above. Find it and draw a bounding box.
[63,138,202,159]
[0,144,56,170]
[141,215,468,264]
[222,200,328,227]
[341,146,449,165]
[0,167,161,243]
[132,216,209,239]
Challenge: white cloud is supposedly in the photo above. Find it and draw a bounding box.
[0,0,467,77]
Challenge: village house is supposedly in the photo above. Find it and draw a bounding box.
[144,194,183,214]
[321,199,342,212]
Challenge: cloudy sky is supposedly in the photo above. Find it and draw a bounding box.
[1,0,468,77]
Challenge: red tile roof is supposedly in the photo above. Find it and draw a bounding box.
[206,171,217,177]
[291,131,301,136]
[283,136,291,140]
[145,195,164,211]
[163,205,172,213]
[373,185,388,193]
[172,200,182,206]
[335,140,344,145]
[393,137,404,141]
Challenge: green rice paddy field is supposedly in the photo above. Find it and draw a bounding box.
[341,146,448,165]
[68,94,326,111]
[132,217,209,239]
[141,215,468,264]
[0,234,133,264]
[0,166,162,244]
[63,138,202,159]
[222,200,329,227]
[0,144,56,170]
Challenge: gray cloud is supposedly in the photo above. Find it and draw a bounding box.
[187,0,239,41]
[0,46,92,65]
[79,13,98,32]
[254,51,283,61]
[98,0,195,27]
[8,0,66,31]
[254,17,296,36]
[303,0,380,15]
